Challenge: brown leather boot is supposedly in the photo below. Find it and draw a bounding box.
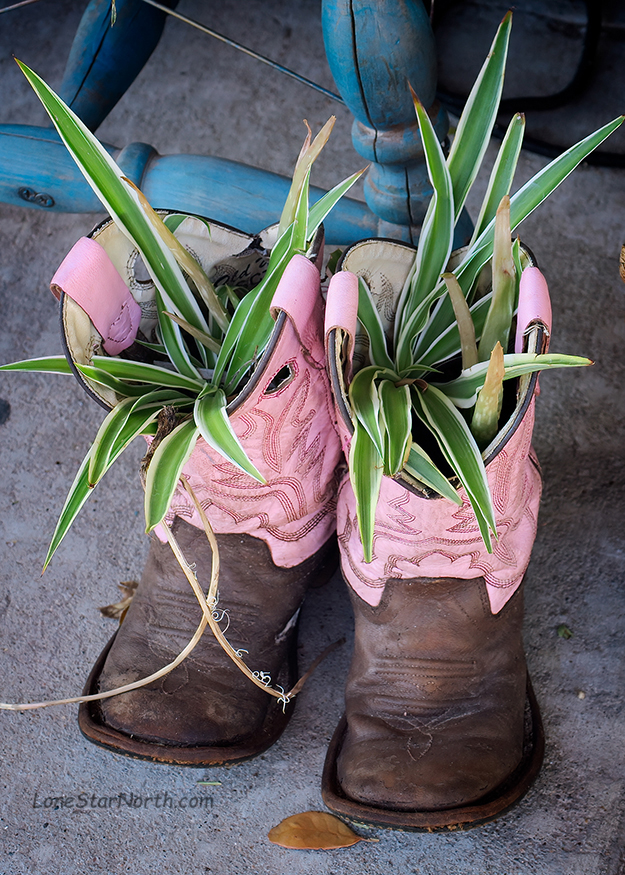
[80,518,337,765]
[52,217,342,764]
[321,239,547,828]
[322,576,543,829]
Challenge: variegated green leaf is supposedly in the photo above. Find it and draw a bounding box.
[415,114,624,360]
[87,356,204,392]
[412,384,496,551]
[214,220,298,390]
[144,418,199,532]
[0,356,73,375]
[357,277,395,370]
[404,442,463,506]
[193,387,265,482]
[88,389,192,486]
[446,11,512,221]
[44,406,167,569]
[349,420,384,564]
[307,167,367,240]
[395,94,454,369]
[432,352,592,407]
[17,60,204,381]
[349,366,395,458]
[379,379,411,476]
[469,112,525,246]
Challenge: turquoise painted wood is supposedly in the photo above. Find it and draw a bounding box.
[321,0,453,243]
[0,0,471,245]
[0,124,377,242]
[59,0,179,132]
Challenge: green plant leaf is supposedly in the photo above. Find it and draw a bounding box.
[75,365,157,398]
[86,356,204,392]
[469,112,525,246]
[307,167,367,241]
[43,406,167,569]
[349,420,384,564]
[446,11,512,221]
[193,386,265,483]
[415,293,493,368]
[412,384,496,551]
[357,277,395,370]
[404,443,463,506]
[291,166,311,254]
[415,114,624,360]
[456,114,625,299]
[349,366,394,458]
[17,59,203,381]
[432,352,592,407]
[218,221,300,392]
[88,389,192,486]
[126,179,229,334]
[478,196,515,360]
[0,356,74,375]
[395,93,454,369]
[164,311,222,355]
[378,380,411,476]
[144,418,199,532]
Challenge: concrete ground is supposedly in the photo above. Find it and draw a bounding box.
[0,1,624,873]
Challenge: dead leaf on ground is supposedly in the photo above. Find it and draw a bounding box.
[99,580,138,621]
[268,810,376,850]
[620,244,625,284]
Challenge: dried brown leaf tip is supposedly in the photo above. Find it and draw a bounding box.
[268,811,376,850]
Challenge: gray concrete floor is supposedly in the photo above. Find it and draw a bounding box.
[0,1,624,873]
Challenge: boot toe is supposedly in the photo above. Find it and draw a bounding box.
[337,728,519,811]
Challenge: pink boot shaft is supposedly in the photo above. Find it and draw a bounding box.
[159,254,342,567]
[325,264,552,613]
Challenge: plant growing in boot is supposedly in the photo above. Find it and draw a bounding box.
[320,13,624,829]
[0,63,360,763]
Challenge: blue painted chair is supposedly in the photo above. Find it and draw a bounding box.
[0,0,469,244]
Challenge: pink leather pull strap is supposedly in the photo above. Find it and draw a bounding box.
[51,236,141,356]
[270,254,322,354]
[324,269,359,366]
[515,266,552,354]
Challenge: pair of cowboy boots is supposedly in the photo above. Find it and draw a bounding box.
[53,219,546,829]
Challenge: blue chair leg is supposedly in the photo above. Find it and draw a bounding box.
[1,0,469,244]
[322,0,472,245]
[59,0,179,133]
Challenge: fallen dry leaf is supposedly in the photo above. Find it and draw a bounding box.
[268,811,373,850]
[99,580,138,621]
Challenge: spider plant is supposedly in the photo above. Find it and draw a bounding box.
[346,12,623,560]
[0,61,364,570]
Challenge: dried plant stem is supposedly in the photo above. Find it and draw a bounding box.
[0,615,208,712]
[0,477,332,713]
[478,196,516,361]
[471,341,505,447]
[179,480,291,705]
[443,272,478,370]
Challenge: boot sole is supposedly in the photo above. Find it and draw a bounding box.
[320,673,545,831]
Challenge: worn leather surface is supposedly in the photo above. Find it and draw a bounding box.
[336,575,527,811]
[94,517,337,748]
